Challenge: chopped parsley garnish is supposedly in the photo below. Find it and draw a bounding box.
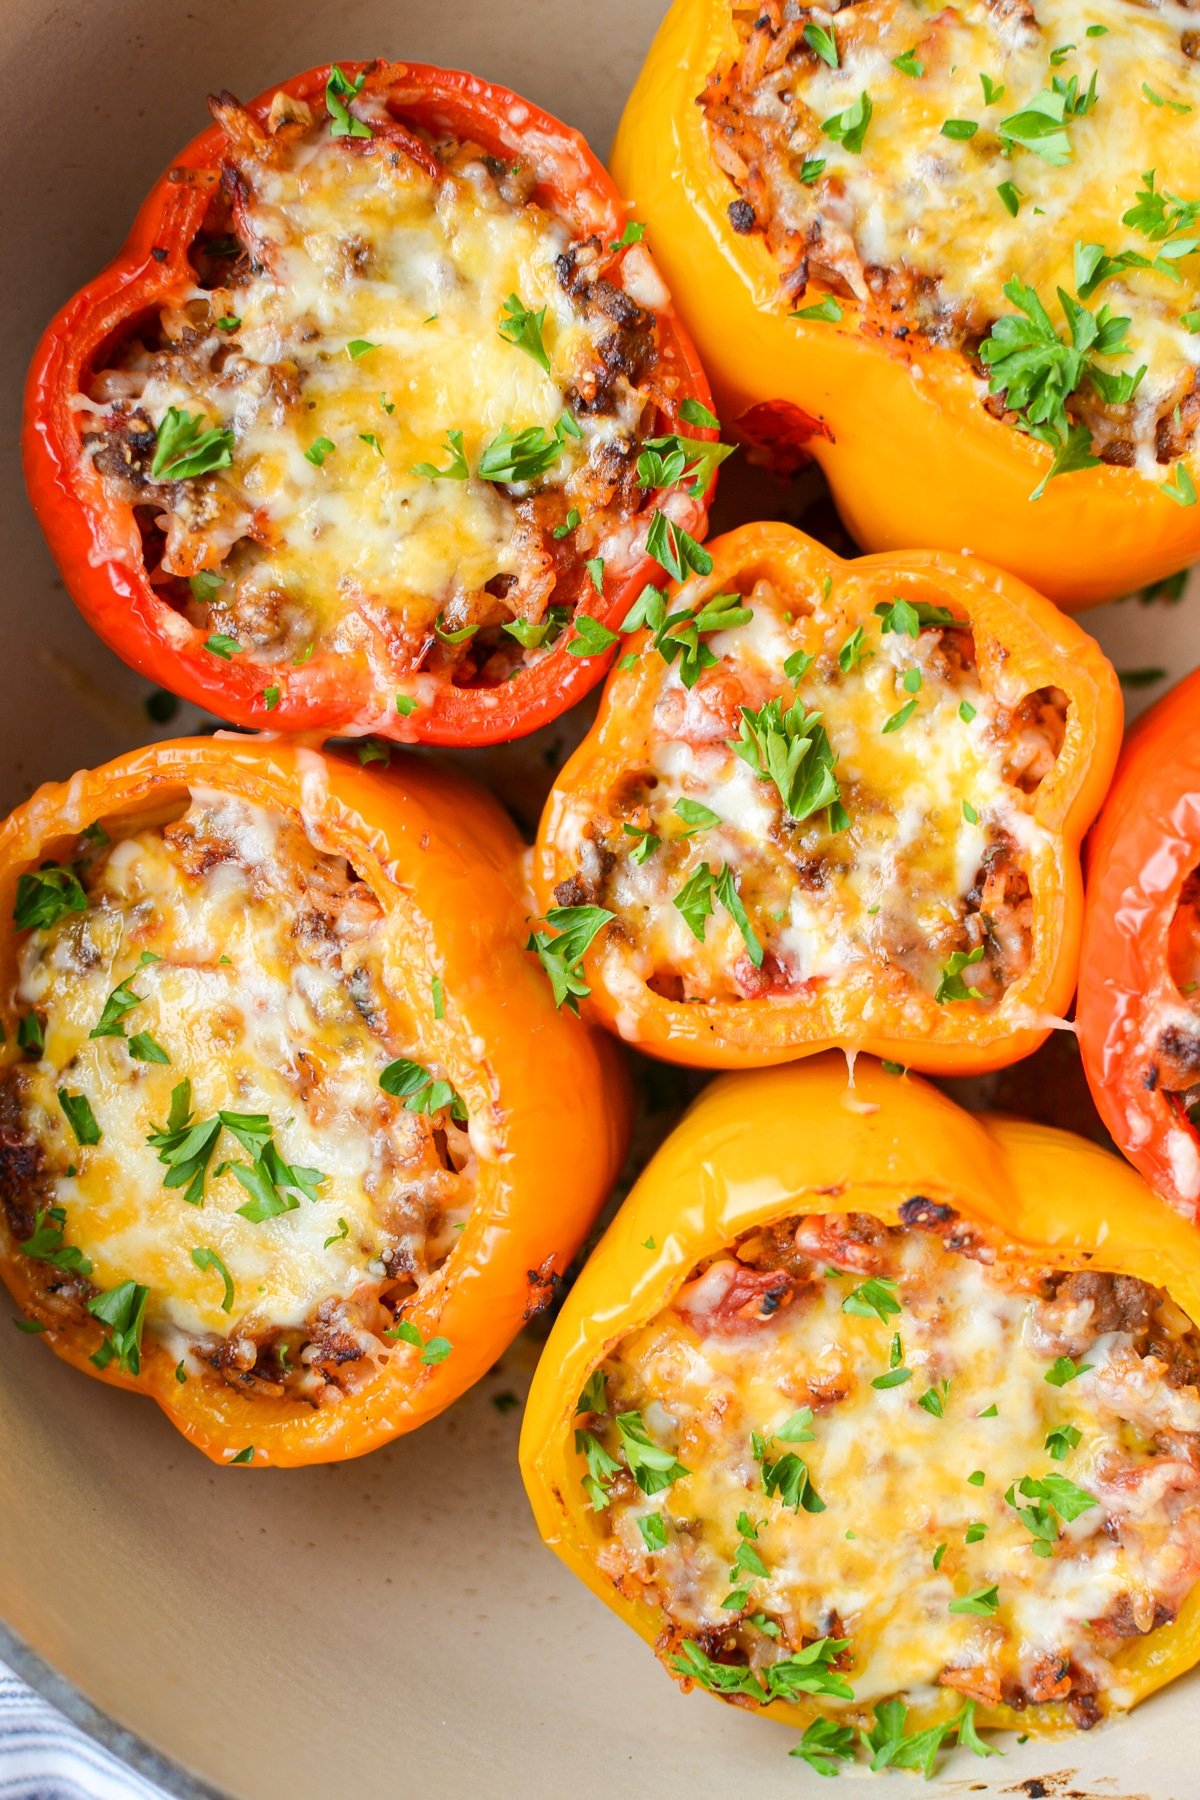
[305,437,335,467]
[90,974,144,1039]
[672,1637,852,1704]
[822,91,873,154]
[434,614,478,646]
[1161,465,1197,508]
[882,697,917,734]
[326,65,372,138]
[672,861,760,966]
[379,1058,467,1124]
[959,699,977,723]
[1045,1422,1082,1460]
[892,49,923,77]
[1006,1472,1097,1556]
[730,696,842,824]
[384,1317,454,1363]
[128,1032,170,1064]
[1142,82,1191,113]
[205,634,240,659]
[478,417,575,483]
[262,687,281,712]
[790,296,843,323]
[636,432,735,497]
[1045,1354,1093,1387]
[147,1085,324,1219]
[412,429,469,481]
[17,1012,43,1056]
[229,1446,256,1464]
[838,626,867,672]
[58,1089,101,1146]
[941,119,979,140]
[935,944,985,1004]
[967,1469,986,1486]
[190,570,224,604]
[13,864,87,931]
[214,316,240,332]
[620,584,750,689]
[644,511,713,582]
[638,1513,668,1553]
[948,1584,1000,1616]
[674,797,721,834]
[527,905,614,1013]
[358,432,383,456]
[565,614,620,657]
[804,20,839,66]
[584,557,605,595]
[150,407,234,481]
[842,1275,901,1321]
[616,1410,690,1495]
[789,1719,857,1776]
[978,278,1140,497]
[146,1080,219,1206]
[799,157,827,183]
[552,508,581,539]
[19,1206,92,1276]
[962,799,979,824]
[346,338,377,359]
[498,294,550,372]
[932,1542,947,1570]
[980,73,1005,104]
[623,822,660,865]
[997,180,1022,216]
[323,1218,350,1249]
[191,1245,234,1313]
[874,597,956,637]
[87,1281,149,1374]
[503,605,569,651]
[753,1428,825,1513]
[609,220,646,251]
[863,1696,998,1776]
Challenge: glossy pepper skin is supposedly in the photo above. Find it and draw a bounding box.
[520,1053,1200,1738]
[1078,668,1200,1218]
[609,0,1200,610]
[23,59,715,747]
[533,522,1122,1075]
[0,738,630,1466]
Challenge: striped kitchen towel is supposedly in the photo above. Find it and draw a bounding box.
[0,1666,167,1800]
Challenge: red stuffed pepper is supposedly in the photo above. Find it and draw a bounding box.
[23,60,717,745]
[1078,668,1200,1217]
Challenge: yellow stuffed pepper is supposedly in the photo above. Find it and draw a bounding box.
[611,0,1200,608]
[521,1055,1200,1773]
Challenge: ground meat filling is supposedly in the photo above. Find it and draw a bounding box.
[700,0,1200,475]
[560,575,1061,1009]
[578,1208,1200,1731]
[1,792,474,1406]
[1149,867,1200,1134]
[80,83,667,685]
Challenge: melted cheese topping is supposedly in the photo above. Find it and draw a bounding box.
[85,104,655,670]
[587,1213,1200,1724]
[705,0,1200,473]
[577,575,1054,1009]
[5,792,472,1358]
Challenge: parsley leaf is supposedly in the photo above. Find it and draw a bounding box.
[379,1058,467,1124]
[498,294,550,372]
[636,432,735,497]
[616,1411,690,1495]
[87,1281,149,1374]
[1045,1354,1092,1387]
[873,597,956,637]
[150,407,234,481]
[935,944,985,1003]
[478,418,573,483]
[19,1207,92,1277]
[58,1089,101,1146]
[730,697,842,823]
[842,1275,901,1321]
[412,429,469,481]
[191,1245,234,1313]
[527,905,614,1013]
[822,91,873,153]
[789,1719,857,1775]
[1045,1423,1082,1460]
[566,614,620,657]
[326,64,372,138]
[644,511,713,582]
[14,864,87,931]
[948,1584,1000,1616]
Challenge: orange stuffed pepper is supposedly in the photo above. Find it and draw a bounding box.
[611,0,1200,607]
[0,738,628,1466]
[532,522,1120,1074]
[521,1056,1200,1767]
[1078,668,1200,1217]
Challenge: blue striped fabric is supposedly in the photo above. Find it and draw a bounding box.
[0,1667,165,1800]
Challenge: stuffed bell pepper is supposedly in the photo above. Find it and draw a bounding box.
[612,0,1200,607]
[1078,667,1200,1218]
[531,522,1121,1073]
[24,59,719,745]
[0,738,628,1465]
[521,1055,1200,1772]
